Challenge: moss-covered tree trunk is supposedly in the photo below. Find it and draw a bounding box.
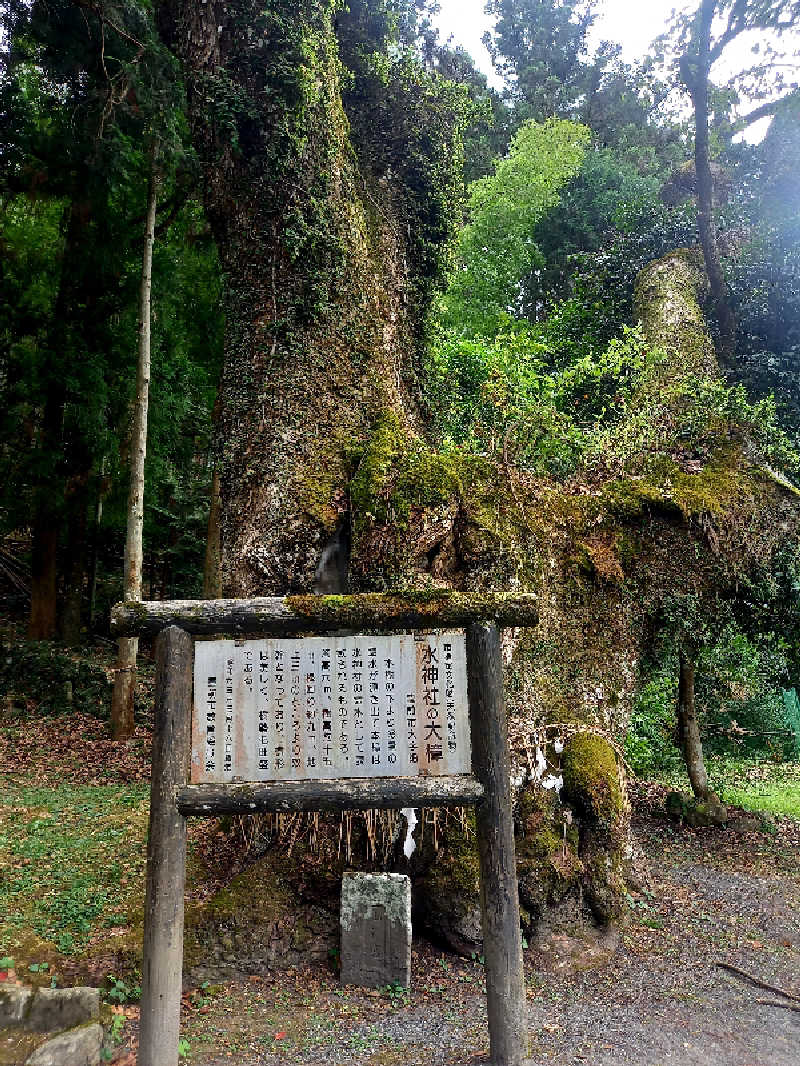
[158,0,422,596]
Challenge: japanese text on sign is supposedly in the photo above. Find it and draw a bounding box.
[191,632,471,783]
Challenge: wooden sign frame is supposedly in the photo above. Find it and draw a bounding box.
[112,593,539,1066]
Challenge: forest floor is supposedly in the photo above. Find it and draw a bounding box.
[162,787,800,1066]
[1,642,799,1065]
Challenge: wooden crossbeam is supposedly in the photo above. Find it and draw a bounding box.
[176,775,484,816]
[111,591,539,638]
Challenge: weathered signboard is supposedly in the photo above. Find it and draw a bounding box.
[191,632,471,783]
[112,593,538,1066]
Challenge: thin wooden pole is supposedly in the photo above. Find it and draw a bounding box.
[467,622,528,1066]
[139,626,193,1066]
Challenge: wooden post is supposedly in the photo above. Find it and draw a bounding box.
[467,622,528,1066]
[139,626,193,1066]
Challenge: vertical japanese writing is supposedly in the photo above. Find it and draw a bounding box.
[257,649,271,773]
[352,645,365,768]
[273,646,286,776]
[384,652,397,767]
[320,647,333,774]
[368,645,381,770]
[420,641,444,771]
[224,655,235,774]
[304,647,318,773]
[443,641,458,759]
[192,633,471,782]
[290,646,302,771]
[406,689,418,767]
[205,671,217,775]
[336,644,350,770]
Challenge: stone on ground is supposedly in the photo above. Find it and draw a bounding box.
[24,1022,103,1066]
[340,872,411,988]
[0,985,33,1026]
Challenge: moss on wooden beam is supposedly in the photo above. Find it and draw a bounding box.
[110,591,539,638]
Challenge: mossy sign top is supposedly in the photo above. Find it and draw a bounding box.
[192,632,471,784]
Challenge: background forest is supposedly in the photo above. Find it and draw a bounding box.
[1,0,800,1019]
[2,0,798,777]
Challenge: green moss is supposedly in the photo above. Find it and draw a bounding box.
[596,448,752,526]
[515,786,581,921]
[422,812,480,914]
[561,734,623,829]
[349,410,463,532]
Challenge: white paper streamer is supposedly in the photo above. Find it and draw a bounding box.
[542,773,564,794]
[401,807,418,858]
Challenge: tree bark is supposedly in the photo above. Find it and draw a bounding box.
[683,0,737,363]
[28,512,59,640]
[157,1,425,598]
[202,469,222,597]
[60,472,90,645]
[677,651,710,800]
[112,154,158,739]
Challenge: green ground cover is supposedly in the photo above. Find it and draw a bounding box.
[657,757,800,820]
[0,783,149,967]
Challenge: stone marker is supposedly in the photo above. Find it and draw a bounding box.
[340,872,411,988]
[25,986,100,1033]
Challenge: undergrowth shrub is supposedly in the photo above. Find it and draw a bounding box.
[0,639,112,718]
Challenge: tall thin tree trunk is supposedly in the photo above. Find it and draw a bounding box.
[28,514,59,640]
[28,367,66,639]
[111,155,158,739]
[88,456,108,632]
[60,473,90,645]
[686,0,737,363]
[677,651,709,800]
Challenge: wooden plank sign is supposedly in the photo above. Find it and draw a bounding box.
[191,631,471,784]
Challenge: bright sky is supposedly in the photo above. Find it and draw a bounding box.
[433,1,798,139]
[433,0,683,84]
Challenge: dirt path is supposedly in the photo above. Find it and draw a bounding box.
[159,795,800,1066]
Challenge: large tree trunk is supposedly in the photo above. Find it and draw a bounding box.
[28,512,59,640]
[111,157,158,739]
[202,469,222,598]
[682,0,737,363]
[158,1,421,597]
[28,341,67,640]
[677,651,710,800]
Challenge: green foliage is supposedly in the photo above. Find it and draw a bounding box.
[661,757,800,820]
[105,974,141,1004]
[0,783,148,956]
[697,629,795,758]
[628,626,798,777]
[484,0,596,123]
[626,668,681,776]
[783,689,800,757]
[440,118,590,338]
[584,352,800,479]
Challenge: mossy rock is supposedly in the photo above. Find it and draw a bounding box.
[515,785,582,926]
[561,735,623,830]
[665,789,727,828]
[413,814,483,956]
[580,848,627,924]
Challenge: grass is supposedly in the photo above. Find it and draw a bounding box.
[0,782,149,965]
[657,756,800,820]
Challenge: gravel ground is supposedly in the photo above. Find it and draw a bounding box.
[113,793,800,1066]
